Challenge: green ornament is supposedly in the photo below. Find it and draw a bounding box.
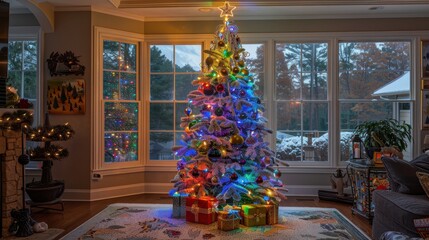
[188,120,198,129]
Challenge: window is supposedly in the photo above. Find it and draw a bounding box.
[275,42,329,163]
[149,44,202,161]
[103,40,139,164]
[339,41,411,161]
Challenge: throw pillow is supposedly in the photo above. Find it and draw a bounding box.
[381,157,425,194]
[416,172,429,199]
[414,217,429,239]
[411,154,429,172]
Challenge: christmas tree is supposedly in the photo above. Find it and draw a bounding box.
[171,1,287,206]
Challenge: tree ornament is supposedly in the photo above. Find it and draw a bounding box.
[230,172,238,181]
[233,53,240,60]
[184,107,192,116]
[256,175,263,184]
[211,176,219,184]
[241,68,249,76]
[256,98,261,104]
[273,169,282,178]
[239,112,247,119]
[218,40,225,47]
[238,159,246,165]
[198,141,210,154]
[179,170,186,179]
[203,83,215,96]
[216,84,225,93]
[238,60,245,67]
[191,167,200,178]
[245,136,256,145]
[232,66,240,74]
[188,120,198,129]
[230,134,244,145]
[239,89,246,97]
[214,107,223,116]
[220,68,228,76]
[208,148,222,162]
[263,156,271,164]
[205,56,214,68]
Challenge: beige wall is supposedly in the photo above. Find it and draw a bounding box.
[43,11,92,191]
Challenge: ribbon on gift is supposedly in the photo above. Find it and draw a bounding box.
[218,216,240,230]
[186,203,216,222]
[245,208,266,223]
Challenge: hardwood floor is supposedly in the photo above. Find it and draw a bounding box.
[29,194,373,239]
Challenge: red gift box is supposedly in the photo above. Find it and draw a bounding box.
[186,196,218,224]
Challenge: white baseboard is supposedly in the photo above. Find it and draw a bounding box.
[63,183,333,201]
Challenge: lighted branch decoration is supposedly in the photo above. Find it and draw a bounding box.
[23,123,74,142]
[27,145,69,160]
[0,110,33,131]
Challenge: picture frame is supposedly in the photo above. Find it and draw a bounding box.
[422,40,429,78]
[47,79,85,114]
[422,90,429,129]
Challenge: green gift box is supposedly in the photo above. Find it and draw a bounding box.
[241,204,267,227]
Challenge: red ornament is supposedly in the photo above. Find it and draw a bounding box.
[191,167,200,178]
[216,84,225,92]
[203,83,215,96]
[256,176,263,184]
[230,173,238,181]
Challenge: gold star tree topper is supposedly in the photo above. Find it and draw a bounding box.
[218,1,236,20]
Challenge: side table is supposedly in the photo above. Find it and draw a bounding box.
[346,161,389,223]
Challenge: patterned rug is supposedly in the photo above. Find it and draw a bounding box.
[61,203,370,240]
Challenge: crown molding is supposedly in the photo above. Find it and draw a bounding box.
[116,0,429,8]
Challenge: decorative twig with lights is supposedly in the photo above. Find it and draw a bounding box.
[170,1,287,206]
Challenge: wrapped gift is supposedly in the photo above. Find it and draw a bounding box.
[172,192,187,218]
[241,204,267,227]
[217,210,241,231]
[232,205,244,224]
[186,196,218,224]
[264,204,279,225]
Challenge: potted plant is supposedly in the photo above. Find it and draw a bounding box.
[23,113,74,203]
[353,118,411,159]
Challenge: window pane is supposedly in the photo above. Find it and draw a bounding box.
[150,132,174,160]
[276,102,301,131]
[176,74,197,100]
[104,132,138,163]
[175,45,201,72]
[150,103,174,130]
[120,72,137,100]
[303,102,328,131]
[150,45,173,72]
[176,103,190,130]
[120,43,136,72]
[244,44,264,99]
[7,71,22,90]
[103,71,119,99]
[24,71,37,99]
[150,74,173,100]
[302,72,327,100]
[23,41,37,71]
[103,41,119,70]
[276,132,302,161]
[8,41,22,70]
[105,102,138,131]
[339,42,410,100]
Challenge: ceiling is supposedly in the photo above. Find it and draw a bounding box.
[6,0,429,21]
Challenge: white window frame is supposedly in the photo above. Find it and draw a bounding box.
[143,35,209,169]
[8,26,43,126]
[92,28,423,175]
[92,27,145,175]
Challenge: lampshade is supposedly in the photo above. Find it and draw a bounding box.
[424,134,429,145]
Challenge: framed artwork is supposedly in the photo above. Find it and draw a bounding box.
[47,79,85,114]
[423,90,429,129]
[422,41,429,78]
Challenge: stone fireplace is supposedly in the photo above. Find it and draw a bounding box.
[0,126,24,237]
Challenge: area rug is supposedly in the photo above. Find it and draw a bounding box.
[61,203,370,240]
